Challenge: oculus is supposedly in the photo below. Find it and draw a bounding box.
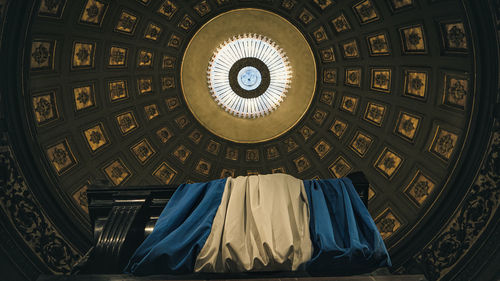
[181,8,315,143]
[207,34,292,119]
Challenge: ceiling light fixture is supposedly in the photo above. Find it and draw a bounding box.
[207,34,292,118]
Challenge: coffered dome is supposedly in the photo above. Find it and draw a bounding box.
[22,0,479,253]
[1,0,499,280]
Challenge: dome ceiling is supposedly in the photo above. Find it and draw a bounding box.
[181,8,316,142]
[14,0,488,274]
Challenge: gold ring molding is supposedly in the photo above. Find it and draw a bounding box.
[181,8,317,143]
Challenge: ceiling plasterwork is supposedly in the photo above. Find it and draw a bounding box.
[6,1,493,277]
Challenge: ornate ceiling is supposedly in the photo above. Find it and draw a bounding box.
[0,0,499,280]
[26,0,475,244]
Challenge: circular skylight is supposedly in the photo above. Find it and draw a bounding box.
[207,34,292,118]
[237,66,262,91]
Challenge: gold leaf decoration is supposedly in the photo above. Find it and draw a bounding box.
[370,68,391,93]
[144,104,160,120]
[294,155,311,173]
[157,0,178,20]
[188,129,203,144]
[114,10,138,34]
[443,73,469,110]
[131,139,156,164]
[156,127,173,144]
[46,139,77,175]
[330,119,349,139]
[345,67,362,87]
[137,77,154,95]
[73,84,96,111]
[206,140,221,156]
[341,39,359,59]
[32,90,59,125]
[108,46,128,67]
[366,33,390,56]
[115,111,138,135]
[137,49,154,67]
[225,147,239,161]
[299,125,315,141]
[220,168,235,178]
[352,0,379,24]
[312,26,328,44]
[38,0,66,18]
[404,170,436,206]
[429,126,459,162]
[299,9,315,25]
[193,0,211,17]
[350,131,373,158]
[72,42,95,69]
[395,111,421,142]
[364,102,387,127]
[320,90,335,105]
[400,25,427,54]
[31,40,56,71]
[108,80,128,102]
[374,148,403,179]
[329,156,352,178]
[319,47,336,63]
[153,162,177,184]
[332,13,351,33]
[172,145,192,163]
[314,139,332,159]
[340,95,359,114]
[323,68,337,84]
[144,22,162,41]
[103,158,131,186]
[245,149,259,162]
[83,123,109,152]
[266,146,280,160]
[80,0,108,26]
[403,69,428,100]
[375,208,403,240]
[72,182,89,213]
[195,159,212,176]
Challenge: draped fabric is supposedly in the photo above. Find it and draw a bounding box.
[124,174,391,275]
[124,178,227,275]
[194,174,312,272]
[303,178,391,275]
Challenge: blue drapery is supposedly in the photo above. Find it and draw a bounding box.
[124,176,390,275]
[124,178,227,275]
[303,178,391,275]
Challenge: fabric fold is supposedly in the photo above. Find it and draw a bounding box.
[194,174,312,273]
[303,178,391,275]
[124,178,227,275]
[124,174,391,276]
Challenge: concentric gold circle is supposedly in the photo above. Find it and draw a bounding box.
[181,8,316,143]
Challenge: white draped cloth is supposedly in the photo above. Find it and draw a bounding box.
[194,174,313,272]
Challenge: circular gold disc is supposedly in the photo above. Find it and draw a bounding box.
[181,8,317,143]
